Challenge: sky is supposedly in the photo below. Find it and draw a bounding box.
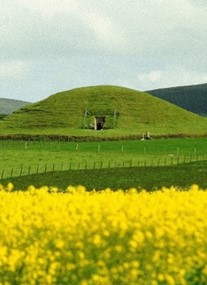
[0,0,207,102]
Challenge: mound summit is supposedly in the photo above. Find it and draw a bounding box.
[1,85,207,136]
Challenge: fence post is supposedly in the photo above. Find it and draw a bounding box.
[76,143,79,151]
[45,164,47,173]
[10,168,13,178]
[52,164,55,172]
[20,164,23,177]
[36,164,39,174]
[1,169,4,179]
[28,165,31,175]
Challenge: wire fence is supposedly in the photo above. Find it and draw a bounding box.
[1,154,207,180]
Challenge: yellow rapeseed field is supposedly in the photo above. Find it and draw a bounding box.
[0,183,207,284]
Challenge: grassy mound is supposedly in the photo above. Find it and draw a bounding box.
[1,85,207,136]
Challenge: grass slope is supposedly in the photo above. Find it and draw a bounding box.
[0,98,30,114]
[147,83,207,116]
[1,161,207,191]
[1,85,207,136]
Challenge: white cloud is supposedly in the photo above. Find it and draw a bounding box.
[17,0,79,17]
[1,0,206,59]
[138,71,162,84]
[139,66,207,90]
[0,60,31,79]
[0,0,206,100]
[189,0,207,7]
[82,12,126,52]
[163,67,207,88]
[85,13,116,43]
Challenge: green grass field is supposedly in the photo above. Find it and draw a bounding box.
[1,85,207,187]
[1,161,207,191]
[0,138,207,177]
[0,138,207,190]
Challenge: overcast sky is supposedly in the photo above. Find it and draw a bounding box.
[0,0,207,102]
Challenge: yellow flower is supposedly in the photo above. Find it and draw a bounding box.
[0,185,206,284]
[6,182,14,192]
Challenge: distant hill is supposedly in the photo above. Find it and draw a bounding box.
[1,85,207,136]
[147,83,207,116]
[0,98,31,115]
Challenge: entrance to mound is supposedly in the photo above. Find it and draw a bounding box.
[94,116,106,130]
[83,109,118,129]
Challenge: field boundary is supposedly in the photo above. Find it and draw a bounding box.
[1,154,206,180]
[0,133,207,142]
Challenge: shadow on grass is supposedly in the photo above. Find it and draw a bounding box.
[1,161,207,192]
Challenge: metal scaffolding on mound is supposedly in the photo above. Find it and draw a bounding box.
[83,109,118,129]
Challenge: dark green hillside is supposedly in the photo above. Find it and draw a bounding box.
[1,85,207,136]
[147,83,207,116]
[0,114,7,120]
[0,98,31,114]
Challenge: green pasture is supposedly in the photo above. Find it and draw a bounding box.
[2,161,207,191]
[0,138,207,180]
